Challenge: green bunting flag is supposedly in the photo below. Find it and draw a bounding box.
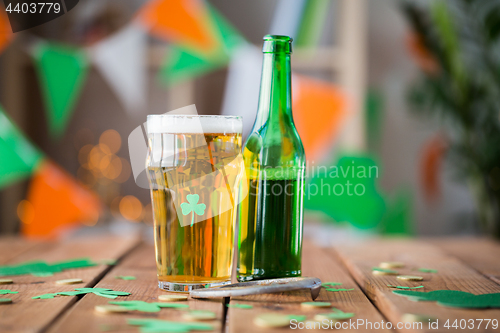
[159,4,246,86]
[295,0,331,48]
[0,107,43,189]
[33,43,88,139]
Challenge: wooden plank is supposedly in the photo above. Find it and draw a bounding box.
[48,244,226,333]
[0,235,140,333]
[428,237,500,285]
[0,237,43,264]
[227,239,390,332]
[335,239,500,333]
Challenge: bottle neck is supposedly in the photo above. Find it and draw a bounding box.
[253,52,292,131]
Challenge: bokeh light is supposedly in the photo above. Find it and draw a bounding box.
[89,146,106,170]
[119,195,143,221]
[78,144,93,168]
[75,129,136,223]
[115,157,131,183]
[99,129,121,154]
[103,155,122,180]
[17,200,35,225]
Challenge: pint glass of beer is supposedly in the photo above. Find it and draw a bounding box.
[146,115,243,291]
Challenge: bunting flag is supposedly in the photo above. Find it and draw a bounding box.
[159,4,246,86]
[33,43,89,139]
[0,8,12,54]
[21,160,102,238]
[89,24,147,115]
[420,134,447,203]
[268,0,307,39]
[0,107,44,189]
[220,44,262,138]
[295,0,331,48]
[406,32,439,74]
[138,0,216,52]
[366,88,385,151]
[292,75,348,162]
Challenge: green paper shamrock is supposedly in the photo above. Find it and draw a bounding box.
[287,315,307,322]
[304,156,386,230]
[0,290,18,295]
[325,288,355,292]
[116,276,136,280]
[109,301,189,313]
[0,258,97,277]
[33,288,130,300]
[128,318,214,333]
[226,303,253,309]
[322,282,342,287]
[302,302,331,307]
[33,293,59,299]
[392,290,500,309]
[318,308,355,320]
[180,194,206,226]
[418,268,438,273]
[387,285,424,289]
[372,267,398,274]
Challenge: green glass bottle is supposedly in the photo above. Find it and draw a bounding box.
[237,35,306,281]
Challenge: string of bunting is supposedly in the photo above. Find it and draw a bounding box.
[0,106,102,238]
[13,0,243,138]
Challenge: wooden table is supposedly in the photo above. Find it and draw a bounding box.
[0,235,499,333]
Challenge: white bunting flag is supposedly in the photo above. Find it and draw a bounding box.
[89,23,147,116]
[221,44,262,139]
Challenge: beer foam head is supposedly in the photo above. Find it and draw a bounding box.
[147,115,242,134]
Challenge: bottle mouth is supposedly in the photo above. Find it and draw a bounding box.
[262,35,293,54]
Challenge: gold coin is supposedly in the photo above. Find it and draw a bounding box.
[397,275,423,281]
[158,294,188,302]
[56,278,83,285]
[379,262,405,269]
[0,279,13,285]
[183,310,216,321]
[0,298,12,304]
[254,314,291,328]
[301,302,332,309]
[402,313,437,323]
[94,305,129,314]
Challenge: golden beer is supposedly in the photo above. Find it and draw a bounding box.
[146,115,242,291]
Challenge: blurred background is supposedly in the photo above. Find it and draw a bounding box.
[1,0,499,239]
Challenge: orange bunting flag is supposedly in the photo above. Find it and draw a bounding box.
[420,134,448,203]
[21,160,102,239]
[292,75,348,161]
[0,8,13,54]
[406,32,439,74]
[138,0,216,52]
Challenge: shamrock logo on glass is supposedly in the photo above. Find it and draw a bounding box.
[180,194,206,226]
